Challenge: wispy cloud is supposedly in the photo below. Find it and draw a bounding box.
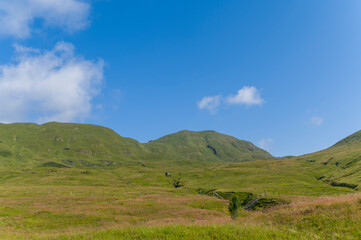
[258,138,273,151]
[197,86,264,114]
[226,86,264,106]
[310,116,324,126]
[0,0,90,38]
[0,42,104,123]
[197,95,221,114]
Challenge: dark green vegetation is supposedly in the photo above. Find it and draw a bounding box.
[228,196,241,219]
[198,189,285,210]
[1,122,361,239]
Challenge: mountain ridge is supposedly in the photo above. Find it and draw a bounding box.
[0,122,273,168]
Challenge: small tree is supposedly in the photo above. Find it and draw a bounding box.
[173,178,184,188]
[228,196,241,219]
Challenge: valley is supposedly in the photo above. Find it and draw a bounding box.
[0,122,360,239]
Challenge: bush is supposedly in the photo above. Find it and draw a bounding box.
[173,179,184,188]
[254,198,288,210]
[217,191,254,206]
[228,196,241,219]
[330,181,358,189]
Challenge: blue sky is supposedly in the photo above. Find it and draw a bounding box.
[1,0,361,157]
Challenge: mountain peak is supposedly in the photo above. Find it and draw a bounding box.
[145,129,273,162]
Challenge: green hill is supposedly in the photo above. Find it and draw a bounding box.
[5,121,359,193]
[1,122,358,194]
[298,130,361,189]
[0,122,146,168]
[145,130,273,163]
[0,123,272,169]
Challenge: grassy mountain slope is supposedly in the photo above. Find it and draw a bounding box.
[0,122,352,195]
[0,122,146,168]
[298,130,361,188]
[145,130,273,163]
[0,123,273,168]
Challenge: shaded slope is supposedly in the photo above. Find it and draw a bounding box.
[144,130,273,163]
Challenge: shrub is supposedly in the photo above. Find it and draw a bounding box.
[173,179,184,188]
[228,196,241,219]
[329,181,358,189]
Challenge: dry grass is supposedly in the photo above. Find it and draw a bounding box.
[289,192,361,207]
[1,186,361,239]
[0,189,231,236]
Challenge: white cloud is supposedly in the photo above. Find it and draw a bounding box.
[226,86,264,106]
[258,138,273,151]
[0,0,90,38]
[197,95,221,114]
[310,116,324,126]
[0,42,104,123]
[198,86,264,114]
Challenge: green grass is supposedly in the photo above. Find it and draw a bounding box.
[0,225,309,240]
[296,130,361,188]
[0,121,358,195]
[1,192,361,239]
[59,225,307,240]
[0,122,361,239]
[0,159,353,196]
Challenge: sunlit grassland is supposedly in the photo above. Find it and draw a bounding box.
[0,158,357,238]
[1,122,361,239]
[0,157,354,195]
[0,186,231,237]
[1,190,361,239]
[0,225,308,240]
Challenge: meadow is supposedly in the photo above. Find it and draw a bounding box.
[0,184,360,239]
[0,123,360,239]
[0,158,359,239]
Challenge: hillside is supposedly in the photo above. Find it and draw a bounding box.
[0,122,146,168]
[144,130,273,163]
[0,122,357,195]
[298,130,361,189]
[332,130,361,147]
[0,123,273,169]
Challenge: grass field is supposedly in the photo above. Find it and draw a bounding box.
[0,159,357,239]
[0,122,361,239]
[0,186,360,239]
[0,159,358,239]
